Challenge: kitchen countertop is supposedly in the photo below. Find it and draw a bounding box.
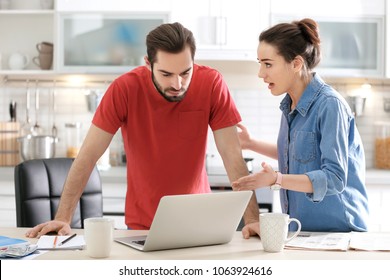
[0,165,389,186]
[100,166,390,187]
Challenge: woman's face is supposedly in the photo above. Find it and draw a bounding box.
[257,41,298,96]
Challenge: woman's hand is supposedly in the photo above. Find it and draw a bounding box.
[232,162,277,191]
[236,123,252,150]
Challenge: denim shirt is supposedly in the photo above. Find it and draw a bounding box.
[277,73,369,232]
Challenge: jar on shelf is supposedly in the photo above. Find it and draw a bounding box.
[65,122,82,158]
[374,122,390,169]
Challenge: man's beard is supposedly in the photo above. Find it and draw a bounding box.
[152,72,187,102]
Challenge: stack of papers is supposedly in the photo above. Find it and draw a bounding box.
[349,232,390,251]
[285,232,351,251]
[37,235,86,250]
[285,231,390,252]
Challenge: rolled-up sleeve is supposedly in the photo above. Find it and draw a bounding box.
[304,97,349,202]
[305,170,327,202]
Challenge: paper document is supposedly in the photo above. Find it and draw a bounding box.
[349,232,390,251]
[37,235,85,250]
[285,231,351,251]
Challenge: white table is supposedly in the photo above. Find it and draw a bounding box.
[2,227,390,260]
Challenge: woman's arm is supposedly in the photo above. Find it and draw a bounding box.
[237,123,278,160]
[232,162,313,193]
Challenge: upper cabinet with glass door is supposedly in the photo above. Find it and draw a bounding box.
[316,17,384,78]
[269,0,386,78]
[56,0,172,12]
[170,0,265,61]
[56,0,170,74]
[57,13,167,74]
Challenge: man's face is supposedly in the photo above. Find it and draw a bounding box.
[148,46,194,102]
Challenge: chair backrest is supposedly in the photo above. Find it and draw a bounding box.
[14,157,103,228]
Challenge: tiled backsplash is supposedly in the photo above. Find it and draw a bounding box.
[0,83,124,164]
[1,68,390,170]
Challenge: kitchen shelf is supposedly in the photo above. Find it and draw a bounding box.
[0,70,56,75]
[0,10,54,14]
[0,10,55,74]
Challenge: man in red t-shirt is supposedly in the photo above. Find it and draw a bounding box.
[26,22,260,239]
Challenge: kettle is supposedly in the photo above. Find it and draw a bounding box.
[8,52,29,70]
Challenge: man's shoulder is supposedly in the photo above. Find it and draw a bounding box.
[194,63,217,72]
[114,66,148,83]
[193,64,221,79]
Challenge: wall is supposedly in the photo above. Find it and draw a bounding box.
[1,60,390,170]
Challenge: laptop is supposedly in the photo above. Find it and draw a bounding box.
[114,191,252,251]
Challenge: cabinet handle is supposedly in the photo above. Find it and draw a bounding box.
[216,17,227,46]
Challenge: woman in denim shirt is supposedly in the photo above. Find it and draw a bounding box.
[234,18,369,237]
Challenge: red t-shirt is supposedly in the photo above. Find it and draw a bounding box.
[93,64,241,229]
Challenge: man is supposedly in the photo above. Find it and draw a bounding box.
[26,22,259,238]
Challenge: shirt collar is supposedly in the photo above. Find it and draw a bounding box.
[279,73,325,117]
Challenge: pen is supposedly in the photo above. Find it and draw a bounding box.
[57,233,77,246]
[53,236,58,248]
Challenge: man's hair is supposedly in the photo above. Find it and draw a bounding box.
[146,22,196,65]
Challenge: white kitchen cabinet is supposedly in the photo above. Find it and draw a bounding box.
[365,170,390,232]
[272,15,384,78]
[270,0,385,17]
[56,12,167,73]
[170,0,264,61]
[56,0,169,74]
[269,0,386,78]
[56,0,172,12]
[0,167,16,227]
[386,0,390,78]
[0,0,170,77]
[99,167,127,229]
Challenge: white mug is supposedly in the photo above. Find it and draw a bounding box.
[84,217,114,258]
[8,52,29,70]
[259,213,301,253]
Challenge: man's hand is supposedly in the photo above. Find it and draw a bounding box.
[241,221,260,239]
[25,220,72,238]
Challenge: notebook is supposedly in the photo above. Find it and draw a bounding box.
[114,191,252,251]
[36,235,85,250]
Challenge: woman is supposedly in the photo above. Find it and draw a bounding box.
[234,18,369,233]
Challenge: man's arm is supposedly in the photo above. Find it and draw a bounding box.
[213,126,260,238]
[26,125,114,237]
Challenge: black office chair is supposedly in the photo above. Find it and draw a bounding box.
[14,157,103,228]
